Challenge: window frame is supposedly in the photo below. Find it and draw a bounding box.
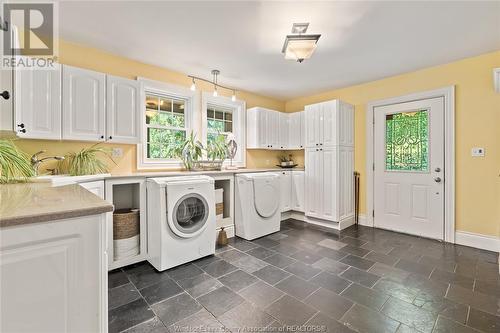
[201,92,246,167]
[137,78,198,169]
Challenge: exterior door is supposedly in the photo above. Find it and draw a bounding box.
[374,97,444,239]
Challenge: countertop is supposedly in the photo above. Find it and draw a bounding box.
[1,168,303,228]
[108,167,305,179]
[0,183,114,228]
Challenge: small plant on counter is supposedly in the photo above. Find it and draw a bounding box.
[0,139,34,183]
[58,143,115,176]
[174,132,204,170]
[206,134,229,161]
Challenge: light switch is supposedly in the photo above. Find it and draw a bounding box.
[471,147,485,157]
[112,148,123,158]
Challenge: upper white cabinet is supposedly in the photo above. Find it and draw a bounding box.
[288,111,305,149]
[15,63,62,139]
[279,113,289,149]
[247,107,279,149]
[106,75,141,144]
[247,107,304,150]
[305,100,354,148]
[63,65,106,142]
[304,99,354,225]
[267,110,280,149]
[247,107,268,149]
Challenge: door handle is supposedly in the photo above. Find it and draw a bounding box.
[435,167,441,172]
[434,177,442,183]
[1,91,10,100]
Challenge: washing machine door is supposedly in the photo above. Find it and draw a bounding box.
[169,193,209,238]
[253,177,279,218]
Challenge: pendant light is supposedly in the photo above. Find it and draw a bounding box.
[187,70,238,100]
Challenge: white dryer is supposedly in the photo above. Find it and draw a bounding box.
[147,175,216,271]
[235,172,281,240]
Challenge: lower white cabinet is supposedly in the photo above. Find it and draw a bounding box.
[0,214,108,332]
[80,180,105,199]
[279,170,305,213]
[305,146,354,223]
[291,171,305,212]
[279,171,292,212]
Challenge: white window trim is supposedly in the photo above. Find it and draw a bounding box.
[201,92,246,167]
[136,78,199,169]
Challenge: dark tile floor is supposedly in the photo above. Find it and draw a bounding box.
[108,219,499,333]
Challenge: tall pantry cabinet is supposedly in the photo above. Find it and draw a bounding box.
[304,99,355,226]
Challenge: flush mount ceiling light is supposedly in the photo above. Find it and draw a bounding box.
[282,23,321,63]
[188,70,237,101]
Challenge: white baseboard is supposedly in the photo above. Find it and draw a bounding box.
[351,215,499,254]
[455,231,500,253]
[357,214,372,227]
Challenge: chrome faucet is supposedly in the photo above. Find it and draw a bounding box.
[31,150,65,176]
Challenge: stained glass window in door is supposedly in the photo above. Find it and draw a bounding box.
[385,110,429,171]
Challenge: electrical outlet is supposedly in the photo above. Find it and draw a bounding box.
[471,147,485,157]
[112,148,123,158]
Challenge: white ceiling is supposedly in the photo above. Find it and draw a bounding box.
[58,1,500,100]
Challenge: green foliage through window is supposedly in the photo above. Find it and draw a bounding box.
[385,110,429,171]
[207,104,233,147]
[145,94,187,159]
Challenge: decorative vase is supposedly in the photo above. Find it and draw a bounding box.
[217,227,228,246]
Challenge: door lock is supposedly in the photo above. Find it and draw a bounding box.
[435,167,441,172]
[434,177,442,183]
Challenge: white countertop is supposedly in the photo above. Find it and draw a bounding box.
[32,168,305,184]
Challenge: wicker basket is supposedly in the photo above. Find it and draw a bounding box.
[113,209,140,260]
[113,209,139,240]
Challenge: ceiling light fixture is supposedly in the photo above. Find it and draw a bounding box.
[187,70,237,101]
[282,23,321,63]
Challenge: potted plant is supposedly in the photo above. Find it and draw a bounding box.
[174,132,203,170]
[0,139,34,183]
[207,134,228,161]
[57,143,115,176]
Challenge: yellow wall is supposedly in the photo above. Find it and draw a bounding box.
[286,51,500,237]
[15,39,287,173]
[14,39,499,237]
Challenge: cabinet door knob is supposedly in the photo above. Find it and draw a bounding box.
[1,91,10,100]
[109,136,112,140]
[100,135,104,139]
[320,143,323,145]
[19,129,26,133]
[17,123,25,128]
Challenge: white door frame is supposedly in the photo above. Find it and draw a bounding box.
[366,86,455,243]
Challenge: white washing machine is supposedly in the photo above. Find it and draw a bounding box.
[147,175,216,271]
[235,172,281,240]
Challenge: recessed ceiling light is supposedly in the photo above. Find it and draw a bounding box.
[282,23,321,63]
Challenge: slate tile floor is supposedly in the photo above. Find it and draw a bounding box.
[108,219,499,333]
